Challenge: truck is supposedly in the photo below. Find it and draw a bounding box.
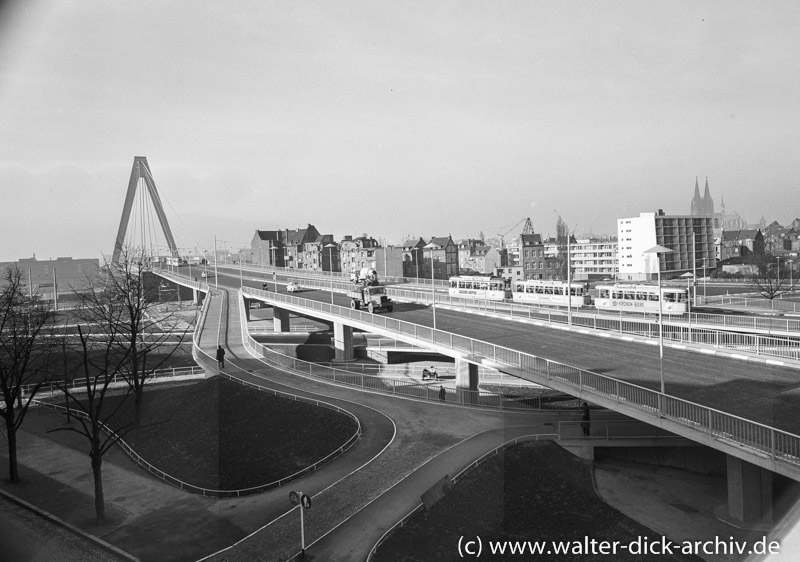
[346,285,394,313]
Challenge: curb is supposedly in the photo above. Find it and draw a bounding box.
[0,487,140,561]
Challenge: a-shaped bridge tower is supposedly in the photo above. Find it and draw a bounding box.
[112,156,179,264]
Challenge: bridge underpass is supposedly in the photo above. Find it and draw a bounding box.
[156,269,800,528]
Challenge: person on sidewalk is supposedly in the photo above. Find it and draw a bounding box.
[581,402,591,436]
[439,386,446,402]
[216,346,226,369]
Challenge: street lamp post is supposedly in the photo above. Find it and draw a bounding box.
[213,236,219,289]
[789,260,794,291]
[777,256,781,288]
[413,248,420,279]
[566,235,572,326]
[429,248,437,330]
[325,243,337,305]
[271,247,278,291]
[645,245,674,395]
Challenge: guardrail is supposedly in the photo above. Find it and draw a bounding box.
[239,292,563,411]
[167,268,800,354]
[32,285,362,498]
[311,362,542,387]
[23,366,205,399]
[283,277,800,357]
[557,420,685,440]
[377,287,800,362]
[34,390,361,498]
[248,324,327,333]
[243,286,800,478]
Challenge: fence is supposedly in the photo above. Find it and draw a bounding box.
[238,293,567,412]
[378,287,800,362]
[30,286,362,498]
[242,286,800,477]
[558,419,685,440]
[33,394,360,498]
[702,294,800,314]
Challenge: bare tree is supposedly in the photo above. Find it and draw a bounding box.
[748,251,795,299]
[50,324,135,523]
[0,266,55,482]
[75,247,191,420]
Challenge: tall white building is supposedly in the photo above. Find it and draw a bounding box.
[617,211,715,281]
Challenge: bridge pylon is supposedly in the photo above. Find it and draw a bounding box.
[112,156,179,265]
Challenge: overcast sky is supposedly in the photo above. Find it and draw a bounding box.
[1,1,799,261]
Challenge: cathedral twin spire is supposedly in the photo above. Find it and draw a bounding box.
[691,176,714,216]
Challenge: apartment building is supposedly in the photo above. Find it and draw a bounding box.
[570,238,618,280]
[617,211,715,281]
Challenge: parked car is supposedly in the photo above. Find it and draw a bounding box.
[286,281,301,293]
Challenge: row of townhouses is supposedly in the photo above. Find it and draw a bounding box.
[245,182,797,283]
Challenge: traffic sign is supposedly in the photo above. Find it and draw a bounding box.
[289,490,299,506]
[301,493,312,509]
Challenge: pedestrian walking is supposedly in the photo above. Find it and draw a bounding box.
[216,346,226,369]
[581,402,591,436]
[439,386,446,402]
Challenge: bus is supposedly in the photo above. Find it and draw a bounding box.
[448,275,509,301]
[511,280,590,308]
[594,284,689,314]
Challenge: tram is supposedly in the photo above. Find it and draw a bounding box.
[511,279,591,308]
[448,275,509,301]
[593,284,689,314]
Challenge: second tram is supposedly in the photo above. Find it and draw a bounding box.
[448,275,510,301]
[511,279,591,308]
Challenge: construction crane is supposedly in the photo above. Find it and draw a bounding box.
[496,217,534,248]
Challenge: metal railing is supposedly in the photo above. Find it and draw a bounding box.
[163,268,800,357]
[33,392,361,498]
[24,366,206,399]
[238,293,564,412]
[702,294,800,314]
[311,362,542,387]
[242,286,800,477]
[31,286,362,498]
[557,420,685,440]
[379,287,800,362]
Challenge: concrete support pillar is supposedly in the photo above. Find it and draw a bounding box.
[333,322,354,362]
[192,288,198,305]
[273,306,290,332]
[724,455,773,527]
[243,299,251,321]
[455,359,479,404]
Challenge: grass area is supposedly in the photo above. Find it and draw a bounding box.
[38,376,359,490]
[374,441,700,562]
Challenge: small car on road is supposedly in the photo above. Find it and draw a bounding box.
[286,281,301,293]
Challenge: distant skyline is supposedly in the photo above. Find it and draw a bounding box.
[2,1,799,262]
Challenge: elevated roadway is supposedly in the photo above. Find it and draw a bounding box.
[155,267,800,532]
